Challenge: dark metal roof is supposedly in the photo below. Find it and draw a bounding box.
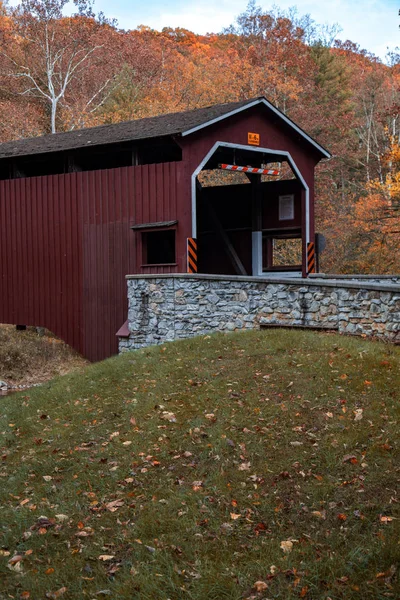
[0,97,331,160]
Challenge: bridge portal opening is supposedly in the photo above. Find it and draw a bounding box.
[193,143,307,277]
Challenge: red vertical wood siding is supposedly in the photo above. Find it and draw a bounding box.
[0,162,182,361]
[0,174,83,353]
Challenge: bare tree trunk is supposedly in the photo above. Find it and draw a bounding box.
[51,99,57,134]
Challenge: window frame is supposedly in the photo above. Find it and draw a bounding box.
[262,231,302,272]
[140,226,177,267]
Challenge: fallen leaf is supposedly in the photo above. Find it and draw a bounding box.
[43,476,52,482]
[98,555,115,561]
[354,409,363,421]
[379,516,393,524]
[55,514,69,522]
[337,513,347,521]
[45,568,55,575]
[8,555,24,565]
[105,499,124,512]
[161,412,176,423]
[342,454,357,464]
[254,522,269,533]
[312,510,326,520]
[280,540,294,553]
[230,513,241,520]
[7,560,24,573]
[192,480,203,492]
[238,462,251,471]
[45,587,67,599]
[253,580,268,592]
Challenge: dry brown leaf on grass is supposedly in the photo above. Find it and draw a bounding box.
[342,454,357,464]
[238,462,251,471]
[105,499,124,512]
[7,555,24,572]
[55,514,69,522]
[45,587,67,599]
[98,555,115,561]
[379,515,393,523]
[253,581,268,592]
[192,480,203,491]
[312,510,326,519]
[280,539,298,553]
[161,411,177,422]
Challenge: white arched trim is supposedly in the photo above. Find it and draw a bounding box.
[191,141,310,243]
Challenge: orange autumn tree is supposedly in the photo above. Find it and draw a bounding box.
[338,135,400,273]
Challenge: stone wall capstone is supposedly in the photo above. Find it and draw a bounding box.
[119,274,400,351]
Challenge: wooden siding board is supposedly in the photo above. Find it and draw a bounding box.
[0,161,210,359]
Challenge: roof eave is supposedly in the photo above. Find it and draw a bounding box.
[181,97,331,160]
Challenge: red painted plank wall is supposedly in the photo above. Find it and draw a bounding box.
[0,162,182,361]
[0,175,83,354]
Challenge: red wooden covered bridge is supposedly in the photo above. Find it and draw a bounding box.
[0,97,330,360]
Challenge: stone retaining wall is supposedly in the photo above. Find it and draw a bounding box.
[119,274,400,351]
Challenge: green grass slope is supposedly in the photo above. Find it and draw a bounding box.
[0,330,399,599]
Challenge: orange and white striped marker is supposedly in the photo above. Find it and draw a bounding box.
[218,163,279,176]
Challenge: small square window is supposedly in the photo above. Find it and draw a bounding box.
[142,230,176,265]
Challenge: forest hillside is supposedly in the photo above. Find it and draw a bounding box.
[0,0,399,273]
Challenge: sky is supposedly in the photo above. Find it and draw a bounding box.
[91,0,399,61]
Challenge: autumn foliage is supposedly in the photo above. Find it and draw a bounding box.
[0,0,399,273]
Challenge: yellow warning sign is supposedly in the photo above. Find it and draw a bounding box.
[248,132,260,146]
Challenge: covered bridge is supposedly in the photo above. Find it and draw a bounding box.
[0,97,330,360]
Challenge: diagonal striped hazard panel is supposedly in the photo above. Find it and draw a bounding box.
[307,242,316,274]
[187,238,198,273]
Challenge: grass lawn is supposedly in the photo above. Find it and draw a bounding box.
[0,329,399,599]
